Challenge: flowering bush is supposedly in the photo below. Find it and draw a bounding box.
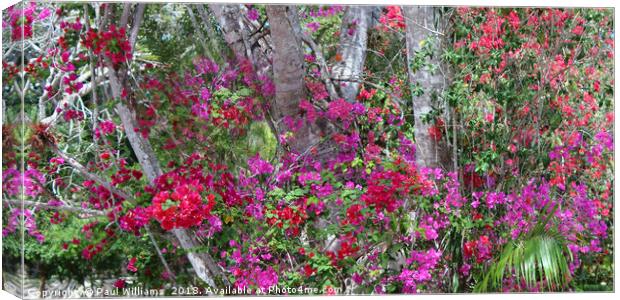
[82,24,132,67]
[1,3,613,296]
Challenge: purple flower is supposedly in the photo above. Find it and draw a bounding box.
[194,57,219,75]
[326,99,365,129]
[399,248,442,293]
[3,209,44,243]
[247,154,274,176]
[38,8,51,20]
[459,264,471,276]
[3,168,46,197]
[347,21,358,36]
[200,88,211,101]
[276,169,292,184]
[595,130,613,150]
[298,171,321,186]
[306,22,320,32]
[232,249,243,264]
[191,102,210,120]
[311,183,333,198]
[247,8,259,21]
[259,76,275,97]
[245,203,264,220]
[352,272,363,284]
[255,266,278,290]
[209,215,223,234]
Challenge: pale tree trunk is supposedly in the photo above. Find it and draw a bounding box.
[265,5,322,154]
[103,4,226,288]
[332,6,378,102]
[403,6,452,169]
[209,4,272,78]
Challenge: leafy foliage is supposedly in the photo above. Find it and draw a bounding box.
[1,3,613,295]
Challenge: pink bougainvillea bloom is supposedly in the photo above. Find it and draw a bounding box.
[307,22,320,32]
[247,154,274,176]
[127,257,138,272]
[247,8,259,21]
[484,113,494,123]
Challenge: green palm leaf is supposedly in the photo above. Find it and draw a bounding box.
[474,204,573,292]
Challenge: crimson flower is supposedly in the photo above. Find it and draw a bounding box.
[127,257,138,272]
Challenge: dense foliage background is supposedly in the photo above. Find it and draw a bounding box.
[1,2,614,295]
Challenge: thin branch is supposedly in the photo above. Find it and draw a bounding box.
[196,4,223,59]
[145,226,176,280]
[84,4,100,140]
[51,145,132,200]
[186,5,214,58]
[2,199,109,216]
[401,14,446,36]
[300,34,340,101]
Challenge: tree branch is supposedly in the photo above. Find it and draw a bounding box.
[2,199,108,216]
[300,34,339,101]
[50,145,132,200]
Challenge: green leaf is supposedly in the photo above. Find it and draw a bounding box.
[475,220,572,292]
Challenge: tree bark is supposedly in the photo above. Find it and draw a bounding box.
[209,4,272,78]
[403,6,452,169]
[265,5,321,154]
[332,6,377,102]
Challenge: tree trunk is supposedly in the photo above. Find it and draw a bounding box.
[332,6,377,102]
[209,4,272,78]
[265,5,322,154]
[403,6,452,169]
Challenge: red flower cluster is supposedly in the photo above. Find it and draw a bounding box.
[361,170,413,213]
[119,207,150,235]
[467,11,507,54]
[63,109,84,122]
[357,87,377,101]
[110,160,143,186]
[81,227,115,260]
[428,118,445,142]
[344,204,365,226]
[62,73,84,94]
[463,235,493,263]
[326,234,360,267]
[2,61,20,81]
[82,25,132,67]
[8,5,34,41]
[212,105,249,130]
[267,206,307,236]
[378,6,405,31]
[302,264,317,277]
[150,184,215,230]
[127,257,138,272]
[24,55,50,79]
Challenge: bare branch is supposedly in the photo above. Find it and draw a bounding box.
[2,199,109,216]
[300,34,339,101]
[51,145,132,200]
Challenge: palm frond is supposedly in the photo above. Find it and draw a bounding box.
[474,203,573,292]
